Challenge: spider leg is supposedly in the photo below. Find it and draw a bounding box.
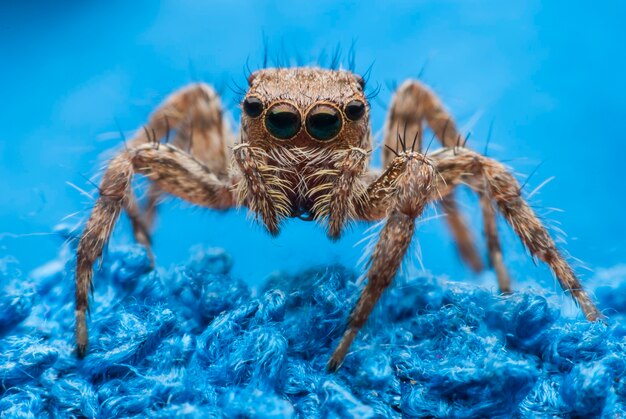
[123,83,234,253]
[440,194,484,272]
[124,191,154,263]
[431,147,602,320]
[479,182,512,293]
[382,80,459,165]
[382,80,483,273]
[344,148,601,369]
[141,183,162,238]
[75,143,236,357]
[328,152,435,371]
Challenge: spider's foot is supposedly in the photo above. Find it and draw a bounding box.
[131,226,155,268]
[145,247,155,269]
[326,356,343,372]
[76,343,87,359]
[327,328,358,372]
[75,310,88,359]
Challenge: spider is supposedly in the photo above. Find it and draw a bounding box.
[74,67,602,371]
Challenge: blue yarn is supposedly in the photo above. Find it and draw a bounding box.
[1,229,625,417]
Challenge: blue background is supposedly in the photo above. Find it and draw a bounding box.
[1,1,625,291]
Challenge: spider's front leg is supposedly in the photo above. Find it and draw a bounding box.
[75,143,236,357]
[383,80,484,275]
[328,148,602,370]
[327,151,435,371]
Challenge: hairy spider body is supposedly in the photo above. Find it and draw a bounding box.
[74,67,602,371]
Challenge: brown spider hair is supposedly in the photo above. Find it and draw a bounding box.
[73,67,602,371]
[242,68,370,149]
[233,68,373,235]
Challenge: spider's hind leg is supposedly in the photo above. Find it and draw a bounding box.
[382,80,483,274]
[441,193,484,273]
[432,148,602,321]
[124,83,235,254]
[479,181,511,293]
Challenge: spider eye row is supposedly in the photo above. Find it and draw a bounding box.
[242,97,366,142]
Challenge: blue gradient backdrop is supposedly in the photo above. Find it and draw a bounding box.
[1,1,625,289]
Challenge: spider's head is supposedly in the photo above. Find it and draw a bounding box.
[240,68,370,150]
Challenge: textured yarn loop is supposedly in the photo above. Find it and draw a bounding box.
[0,233,625,418]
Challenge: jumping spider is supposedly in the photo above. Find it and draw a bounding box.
[74,67,602,371]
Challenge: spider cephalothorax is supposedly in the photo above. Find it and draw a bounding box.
[74,66,602,371]
[234,68,372,237]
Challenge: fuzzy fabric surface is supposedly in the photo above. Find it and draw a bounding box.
[1,227,626,418]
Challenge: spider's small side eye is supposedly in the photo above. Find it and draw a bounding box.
[355,75,365,89]
[247,72,258,86]
[344,100,366,121]
[243,96,264,118]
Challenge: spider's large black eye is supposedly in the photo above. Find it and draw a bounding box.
[265,103,301,140]
[243,96,264,118]
[344,100,366,121]
[306,104,342,142]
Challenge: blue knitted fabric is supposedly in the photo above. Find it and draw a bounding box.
[1,227,625,418]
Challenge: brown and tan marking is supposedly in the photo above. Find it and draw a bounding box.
[74,67,602,370]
